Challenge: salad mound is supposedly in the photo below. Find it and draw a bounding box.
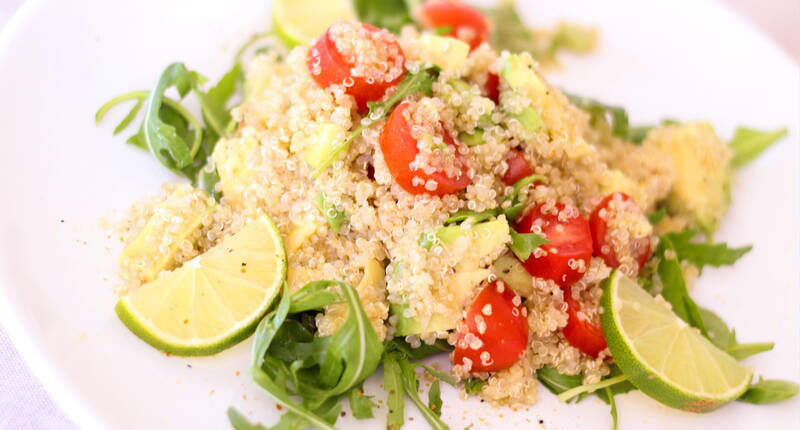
[96,0,796,429]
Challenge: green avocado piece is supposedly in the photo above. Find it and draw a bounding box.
[501,54,546,98]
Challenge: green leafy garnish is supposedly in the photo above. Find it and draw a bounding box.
[509,230,549,261]
[354,0,415,34]
[739,378,799,404]
[698,307,774,360]
[444,209,500,226]
[567,93,630,140]
[348,385,377,419]
[96,61,243,200]
[662,230,751,271]
[434,26,453,36]
[547,23,596,58]
[313,68,437,176]
[536,367,583,397]
[604,386,618,430]
[428,379,443,416]
[655,235,708,337]
[232,280,384,430]
[503,174,549,221]
[729,127,787,168]
[647,208,667,226]
[383,352,406,430]
[397,358,451,430]
[316,192,348,233]
[487,0,539,55]
[227,408,268,430]
[464,378,485,395]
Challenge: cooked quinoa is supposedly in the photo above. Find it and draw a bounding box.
[114,21,682,407]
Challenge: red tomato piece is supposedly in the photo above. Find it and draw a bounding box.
[418,0,490,51]
[484,72,500,104]
[514,202,593,287]
[307,21,406,110]
[453,281,529,373]
[589,192,652,277]
[501,149,534,186]
[379,101,471,196]
[561,285,607,357]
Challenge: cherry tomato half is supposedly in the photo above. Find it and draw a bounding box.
[453,281,529,373]
[418,0,490,51]
[514,202,593,287]
[379,101,472,196]
[308,21,406,110]
[561,285,607,357]
[501,149,534,186]
[589,192,652,277]
[484,72,500,104]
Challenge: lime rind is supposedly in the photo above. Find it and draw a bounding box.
[273,0,354,47]
[600,270,752,412]
[116,216,286,356]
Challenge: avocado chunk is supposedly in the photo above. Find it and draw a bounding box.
[393,269,491,336]
[645,122,732,234]
[501,54,547,99]
[513,106,543,133]
[458,129,486,147]
[492,253,533,297]
[303,123,347,171]
[419,34,470,71]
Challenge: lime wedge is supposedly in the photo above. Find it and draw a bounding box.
[273,0,354,47]
[601,270,752,412]
[116,216,286,356]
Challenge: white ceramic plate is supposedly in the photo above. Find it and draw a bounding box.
[0,0,797,429]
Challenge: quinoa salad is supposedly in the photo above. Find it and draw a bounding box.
[96,1,796,429]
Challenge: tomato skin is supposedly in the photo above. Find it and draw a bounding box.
[307,23,405,110]
[561,285,607,357]
[379,102,471,196]
[453,281,529,373]
[589,192,652,274]
[501,149,534,186]
[419,0,490,51]
[514,202,593,287]
[484,72,500,104]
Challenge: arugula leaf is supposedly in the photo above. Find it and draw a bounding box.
[595,365,636,404]
[383,352,406,430]
[227,408,269,430]
[487,0,540,55]
[96,61,243,201]
[354,0,414,34]
[503,174,548,221]
[251,284,291,369]
[729,127,787,168]
[663,230,751,271]
[389,338,453,360]
[536,367,583,396]
[647,208,667,226]
[567,93,630,139]
[428,380,443,416]
[416,363,457,386]
[547,23,596,58]
[398,358,451,430]
[317,282,384,398]
[250,366,337,430]
[509,230,549,261]
[604,386,618,430]
[464,378,485,395]
[698,307,774,360]
[242,281,384,430]
[434,26,453,36]
[655,235,707,336]
[348,385,377,419]
[143,63,203,170]
[739,378,799,404]
[195,62,243,137]
[316,192,348,233]
[313,69,437,176]
[289,280,343,313]
[444,209,500,226]
[725,337,774,361]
